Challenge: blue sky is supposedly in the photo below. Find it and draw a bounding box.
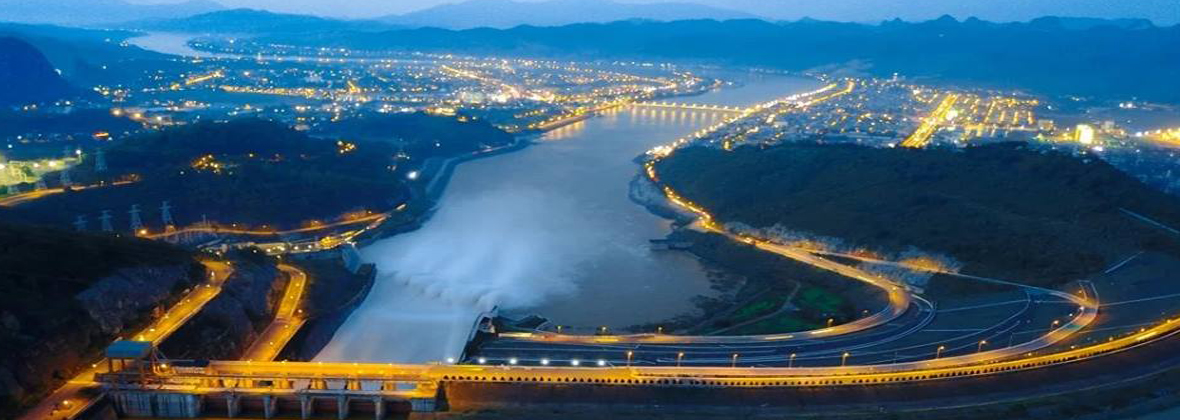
[132,0,1180,24]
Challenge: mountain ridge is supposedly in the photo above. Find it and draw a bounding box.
[380,0,759,29]
[125,8,397,33]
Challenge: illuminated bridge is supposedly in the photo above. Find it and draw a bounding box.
[632,102,749,114]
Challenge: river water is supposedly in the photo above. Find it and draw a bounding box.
[318,73,822,363]
[124,32,820,363]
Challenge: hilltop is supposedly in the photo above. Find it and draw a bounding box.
[655,143,1180,286]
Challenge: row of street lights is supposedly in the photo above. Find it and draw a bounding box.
[473,335,1016,369]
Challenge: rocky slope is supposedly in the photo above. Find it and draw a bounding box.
[159,253,285,360]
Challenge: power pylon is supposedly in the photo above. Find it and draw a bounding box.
[129,204,143,233]
[59,167,72,188]
[95,148,107,172]
[100,210,113,232]
[160,201,175,232]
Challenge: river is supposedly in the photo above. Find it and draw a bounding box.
[124,32,821,364]
[317,73,822,363]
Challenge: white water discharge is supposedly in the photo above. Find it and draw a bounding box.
[315,74,823,364]
[316,189,604,362]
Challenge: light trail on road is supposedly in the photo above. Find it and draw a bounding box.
[242,264,308,361]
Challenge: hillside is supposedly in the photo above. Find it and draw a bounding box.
[0,37,77,107]
[655,143,1180,285]
[256,17,1180,103]
[0,23,180,88]
[0,222,199,418]
[2,119,410,231]
[2,114,514,232]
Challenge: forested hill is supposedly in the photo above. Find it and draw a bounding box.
[655,143,1180,286]
[257,17,1180,103]
[0,36,77,106]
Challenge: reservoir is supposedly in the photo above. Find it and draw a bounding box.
[317,73,823,363]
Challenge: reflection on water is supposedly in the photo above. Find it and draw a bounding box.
[318,74,823,364]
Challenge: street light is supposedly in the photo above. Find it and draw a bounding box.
[626,351,634,367]
[841,352,850,367]
[556,325,563,334]
[935,345,946,359]
[977,340,988,353]
[731,353,739,368]
[788,353,797,368]
[676,352,685,367]
[827,318,835,328]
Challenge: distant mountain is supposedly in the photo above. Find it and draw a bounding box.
[1028,16,1156,31]
[0,22,176,89]
[0,0,224,26]
[380,0,759,29]
[127,8,397,34]
[0,37,78,106]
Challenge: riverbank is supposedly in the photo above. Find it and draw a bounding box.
[625,173,886,335]
[352,134,537,249]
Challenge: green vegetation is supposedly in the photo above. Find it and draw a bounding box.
[726,313,820,336]
[728,293,788,324]
[656,142,1180,286]
[668,229,881,335]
